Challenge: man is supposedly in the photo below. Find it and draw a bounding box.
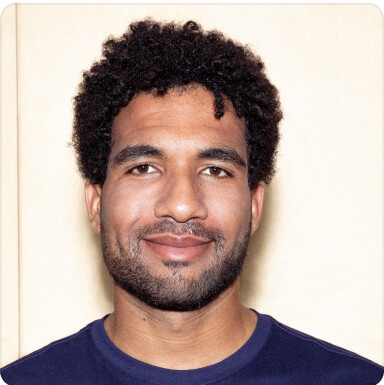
[1,19,382,385]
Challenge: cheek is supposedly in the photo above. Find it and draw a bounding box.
[204,185,252,236]
[101,180,157,230]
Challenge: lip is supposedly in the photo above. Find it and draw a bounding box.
[142,234,213,262]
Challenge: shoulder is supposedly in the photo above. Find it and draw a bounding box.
[0,319,100,385]
[261,314,383,385]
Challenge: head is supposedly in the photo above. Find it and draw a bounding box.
[73,20,282,311]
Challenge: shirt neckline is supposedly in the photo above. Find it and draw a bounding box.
[91,310,272,384]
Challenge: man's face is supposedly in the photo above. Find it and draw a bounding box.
[85,85,264,311]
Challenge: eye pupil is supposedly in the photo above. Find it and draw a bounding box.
[138,165,149,173]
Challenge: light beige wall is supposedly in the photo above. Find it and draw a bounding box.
[1,4,382,366]
[1,3,19,365]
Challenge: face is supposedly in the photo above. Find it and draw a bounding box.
[85,85,265,311]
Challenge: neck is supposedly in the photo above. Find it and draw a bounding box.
[104,280,257,370]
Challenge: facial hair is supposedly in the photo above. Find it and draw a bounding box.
[101,218,251,311]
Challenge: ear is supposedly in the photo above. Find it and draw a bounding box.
[250,181,265,235]
[84,180,102,233]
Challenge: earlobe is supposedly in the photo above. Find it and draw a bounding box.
[250,181,265,235]
[84,180,102,233]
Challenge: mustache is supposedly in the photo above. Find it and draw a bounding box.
[135,220,225,243]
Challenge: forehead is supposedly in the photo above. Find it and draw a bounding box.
[111,86,247,156]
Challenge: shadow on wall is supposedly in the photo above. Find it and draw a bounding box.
[92,232,114,306]
[79,201,114,308]
[240,183,277,307]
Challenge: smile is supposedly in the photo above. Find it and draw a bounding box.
[142,234,213,262]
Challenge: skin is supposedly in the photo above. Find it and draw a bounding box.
[85,85,265,370]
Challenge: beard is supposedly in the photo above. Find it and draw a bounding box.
[101,218,251,311]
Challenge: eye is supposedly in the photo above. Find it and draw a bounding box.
[127,164,158,176]
[201,166,231,178]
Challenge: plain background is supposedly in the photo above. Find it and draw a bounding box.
[1,3,382,366]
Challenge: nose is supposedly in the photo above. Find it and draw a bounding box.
[154,171,208,222]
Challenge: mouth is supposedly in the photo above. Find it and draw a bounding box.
[142,234,213,262]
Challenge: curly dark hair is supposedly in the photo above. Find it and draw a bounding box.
[72,19,282,189]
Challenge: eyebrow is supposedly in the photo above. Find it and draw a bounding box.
[198,147,246,168]
[111,145,165,167]
[110,144,246,169]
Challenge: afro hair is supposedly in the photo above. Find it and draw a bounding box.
[72,19,282,189]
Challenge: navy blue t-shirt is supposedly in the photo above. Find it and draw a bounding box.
[1,312,383,384]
